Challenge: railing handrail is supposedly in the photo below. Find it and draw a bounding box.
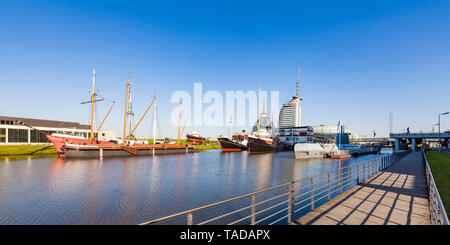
[422,149,449,225]
[140,152,405,225]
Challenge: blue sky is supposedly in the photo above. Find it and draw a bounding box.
[1,0,449,138]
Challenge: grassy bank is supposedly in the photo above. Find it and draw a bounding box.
[0,145,57,155]
[425,150,450,214]
[139,138,221,150]
[193,144,221,150]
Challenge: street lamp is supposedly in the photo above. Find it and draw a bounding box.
[438,112,449,148]
[433,123,439,133]
[432,123,439,147]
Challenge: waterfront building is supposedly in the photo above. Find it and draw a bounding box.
[278,96,302,128]
[312,125,359,141]
[0,116,116,145]
[276,68,309,146]
[276,126,314,145]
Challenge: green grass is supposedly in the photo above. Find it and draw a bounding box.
[193,144,221,150]
[425,150,450,214]
[0,145,57,155]
[138,138,220,149]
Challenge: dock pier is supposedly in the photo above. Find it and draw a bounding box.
[293,151,431,225]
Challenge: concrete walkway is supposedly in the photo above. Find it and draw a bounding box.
[293,152,431,225]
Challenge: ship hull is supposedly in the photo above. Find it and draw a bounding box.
[186,134,205,143]
[46,134,113,155]
[63,144,198,158]
[247,137,275,153]
[330,154,352,159]
[217,137,247,152]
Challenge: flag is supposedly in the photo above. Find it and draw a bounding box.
[373,130,376,137]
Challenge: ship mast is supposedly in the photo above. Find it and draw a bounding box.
[123,75,130,145]
[153,101,157,144]
[127,78,134,136]
[177,99,182,145]
[90,68,96,142]
[257,88,261,134]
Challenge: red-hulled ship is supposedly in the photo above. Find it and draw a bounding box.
[40,69,115,155]
[46,133,113,155]
[15,120,113,155]
[186,131,205,144]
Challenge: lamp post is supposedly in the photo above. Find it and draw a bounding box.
[433,123,439,147]
[438,112,449,149]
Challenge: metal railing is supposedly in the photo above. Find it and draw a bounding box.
[423,150,449,225]
[140,152,409,225]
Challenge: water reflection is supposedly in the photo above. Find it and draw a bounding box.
[0,150,387,224]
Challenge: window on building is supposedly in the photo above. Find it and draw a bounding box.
[1,120,14,125]
[30,130,49,143]
[8,129,28,143]
[0,128,5,143]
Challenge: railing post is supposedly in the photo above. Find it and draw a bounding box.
[339,168,343,193]
[363,162,366,182]
[372,160,374,176]
[357,164,360,184]
[327,173,331,200]
[251,195,256,225]
[187,213,193,225]
[349,166,352,187]
[311,178,315,210]
[363,161,369,181]
[287,183,292,224]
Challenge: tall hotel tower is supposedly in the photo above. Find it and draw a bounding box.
[276,68,314,147]
[278,68,302,128]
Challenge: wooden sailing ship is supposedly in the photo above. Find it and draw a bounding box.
[62,73,197,158]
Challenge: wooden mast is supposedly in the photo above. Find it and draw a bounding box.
[180,109,191,142]
[123,75,130,145]
[90,68,96,142]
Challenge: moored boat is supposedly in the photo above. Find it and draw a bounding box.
[218,130,248,152]
[63,143,198,158]
[330,150,352,159]
[16,120,113,155]
[186,131,205,144]
[247,135,275,153]
[46,133,113,155]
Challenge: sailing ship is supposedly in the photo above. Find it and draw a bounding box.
[18,69,115,155]
[62,74,197,158]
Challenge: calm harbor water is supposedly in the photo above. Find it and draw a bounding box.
[0,150,389,225]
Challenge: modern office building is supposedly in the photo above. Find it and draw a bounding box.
[0,116,116,145]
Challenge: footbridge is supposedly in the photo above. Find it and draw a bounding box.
[390,132,450,152]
